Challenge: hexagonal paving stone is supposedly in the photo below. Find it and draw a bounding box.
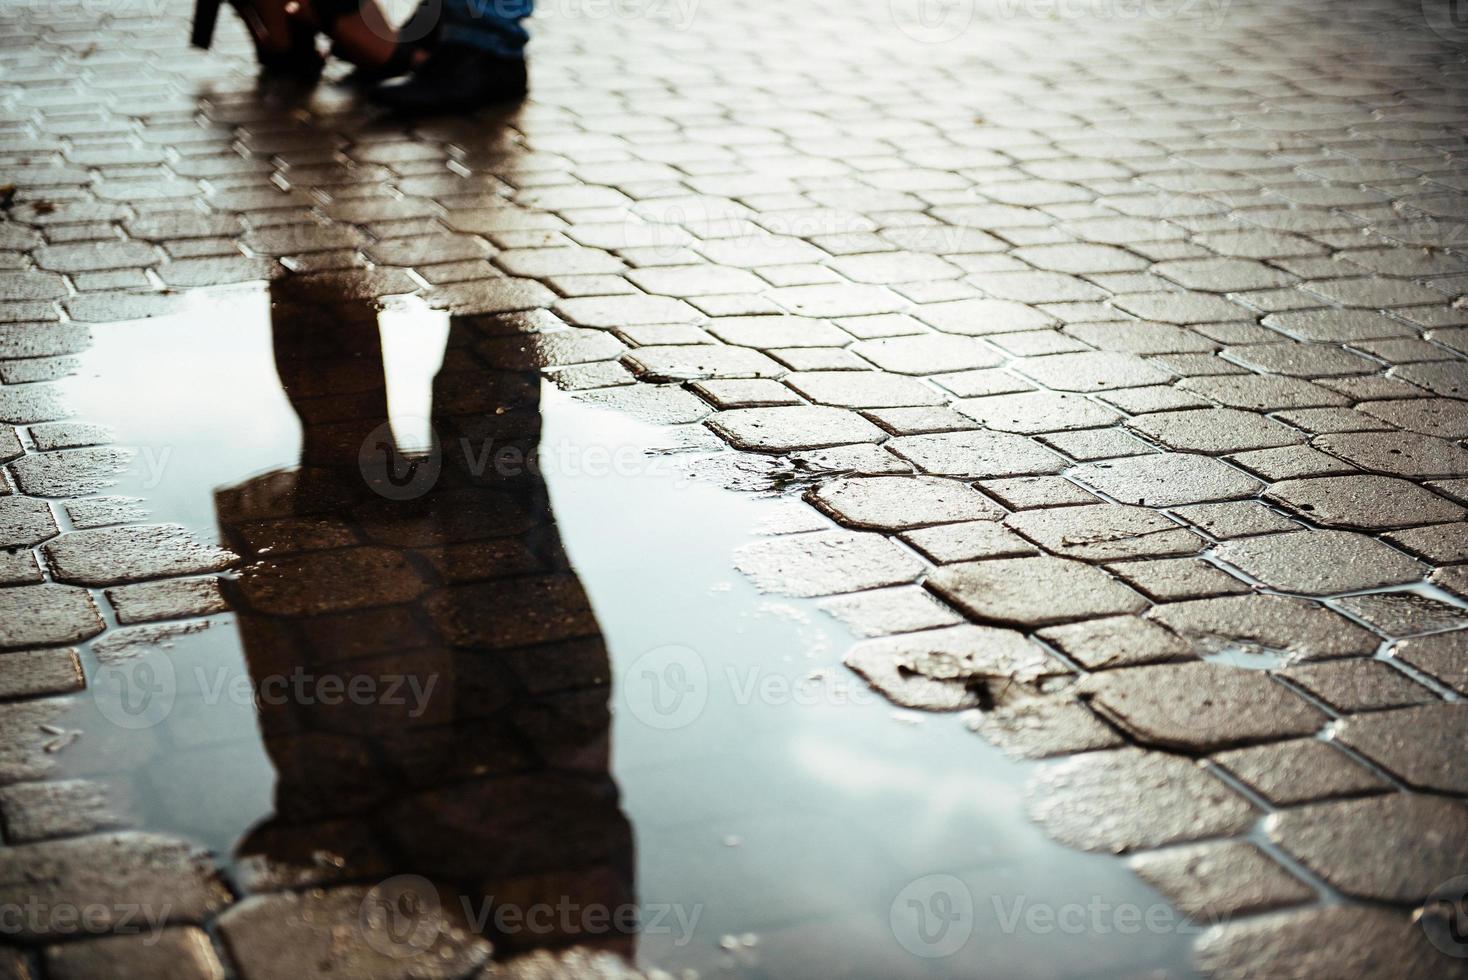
[970,698,1125,758]
[1223,342,1379,377]
[1028,748,1256,853]
[1037,615,1192,669]
[1148,594,1379,661]
[1359,397,1468,438]
[1265,475,1465,530]
[844,624,1059,711]
[43,928,225,980]
[1005,504,1204,562]
[1179,374,1347,410]
[622,344,783,381]
[734,529,925,597]
[1129,840,1313,921]
[1212,738,1389,806]
[851,334,1004,374]
[915,298,1055,335]
[1081,661,1325,751]
[785,370,945,408]
[927,556,1147,628]
[43,525,237,587]
[0,584,106,649]
[888,430,1066,478]
[1070,454,1262,506]
[956,390,1121,434]
[1013,351,1173,391]
[0,496,58,548]
[1334,703,1468,795]
[1281,659,1435,712]
[1127,408,1303,453]
[707,406,886,452]
[703,315,851,347]
[809,476,1003,530]
[1392,631,1468,695]
[1215,530,1424,595]
[1316,431,1468,479]
[1194,906,1457,980]
[1270,793,1468,904]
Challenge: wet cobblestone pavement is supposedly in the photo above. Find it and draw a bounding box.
[3,0,1468,976]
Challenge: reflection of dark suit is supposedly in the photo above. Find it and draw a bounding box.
[216,276,634,956]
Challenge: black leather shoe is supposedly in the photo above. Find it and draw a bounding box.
[369,44,527,113]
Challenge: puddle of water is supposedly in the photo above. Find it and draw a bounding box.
[49,280,1197,978]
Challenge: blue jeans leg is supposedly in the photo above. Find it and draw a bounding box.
[435,0,533,59]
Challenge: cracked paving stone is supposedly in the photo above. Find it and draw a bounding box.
[900,520,1038,563]
[1070,454,1262,506]
[1315,431,1468,479]
[1130,840,1313,921]
[1215,530,1424,595]
[1013,351,1173,391]
[44,525,236,587]
[1265,475,1464,530]
[1037,615,1192,669]
[1213,738,1388,806]
[1006,504,1204,562]
[1270,793,1468,904]
[0,647,84,700]
[734,529,924,598]
[1148,594,1379,661]
[1223,342,1379,377]
[707,406,886,452]
[0,778,128,843]
[1028,748,1256,853]
[1358,398,1468,438]
[1337,592,1468,635]
[1179,374,1347,410]
[851,334,1004,374]
[1333,703,1468,794]
[703,315,849,347]
[956,390,1121,434]
[105,577,229,625]
[1194,905,1459,980]
[1282,659,1435,713]
[0,833,229,940]
[1128,408,1303,454]
[218,886,490,980]
[844,624,1060,711]
[10,447,134,496]
[622,344,783,381]
[0,584,104,649]
[1081,661,1325,751]
[0,496,58,548]
[817,586,963,638]
[969,698,1124,759]
[927,556,1147,628]
[785,370,945,408]
[1392,631,1468,695]
[809,476,1003,531]
[888,430,1066,478]
[1107,557,1252,602]
[916,298,1056,335]
[44,928,225,980]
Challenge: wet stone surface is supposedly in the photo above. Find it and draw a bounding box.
[1,0,1468,974]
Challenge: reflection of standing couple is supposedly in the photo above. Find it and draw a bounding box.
[216,274,635,963]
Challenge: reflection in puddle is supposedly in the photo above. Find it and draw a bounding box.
[54,280,1195,977]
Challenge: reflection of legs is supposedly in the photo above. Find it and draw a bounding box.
[371,0,533,113]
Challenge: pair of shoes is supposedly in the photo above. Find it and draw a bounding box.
[192,0,421,80]
[369,44,528,114]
